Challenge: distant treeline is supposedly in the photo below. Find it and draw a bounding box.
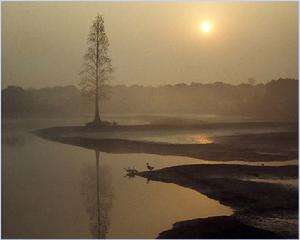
[2,78,298,121]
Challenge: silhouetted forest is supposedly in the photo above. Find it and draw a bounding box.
[2,78,297,121]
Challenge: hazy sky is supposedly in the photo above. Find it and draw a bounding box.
[2,2,298,88]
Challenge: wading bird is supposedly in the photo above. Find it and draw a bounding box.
[146,163,154,171]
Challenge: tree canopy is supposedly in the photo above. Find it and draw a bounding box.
[79,14,113,124]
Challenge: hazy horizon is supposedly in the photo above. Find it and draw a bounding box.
[2,77,298,91]
[2,3,299,238]
[2,2,298,89]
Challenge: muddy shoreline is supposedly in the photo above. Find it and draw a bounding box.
[33,124,298,238]
[34,126,297,162]
[157,216,282,239]
[137,164,298,238]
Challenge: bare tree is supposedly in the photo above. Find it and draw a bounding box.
[80,14,113,125]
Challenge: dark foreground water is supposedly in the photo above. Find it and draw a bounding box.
[2,117,297,238]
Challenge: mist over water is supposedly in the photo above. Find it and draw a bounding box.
[2,109,298,238]
[2,1,298,238]
[2,117,235,238]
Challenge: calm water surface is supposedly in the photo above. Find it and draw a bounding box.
[3,117,297,238]
[3,119,234,238]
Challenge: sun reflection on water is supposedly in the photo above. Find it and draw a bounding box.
[191,135,213,144]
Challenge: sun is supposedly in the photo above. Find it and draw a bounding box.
[200,21,212,33]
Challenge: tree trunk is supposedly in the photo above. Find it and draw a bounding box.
[93,22,101,125]
[94,79,101,124]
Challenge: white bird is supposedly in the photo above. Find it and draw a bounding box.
[146,162,154,171]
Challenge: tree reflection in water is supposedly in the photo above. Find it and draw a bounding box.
[81,151,113,238]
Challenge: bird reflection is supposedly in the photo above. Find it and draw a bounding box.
[124,166,138,179]
[123,165,152,184]
[81,150,113,239]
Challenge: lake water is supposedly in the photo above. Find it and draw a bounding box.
[2,117,297,238]
[2,118,233,238]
